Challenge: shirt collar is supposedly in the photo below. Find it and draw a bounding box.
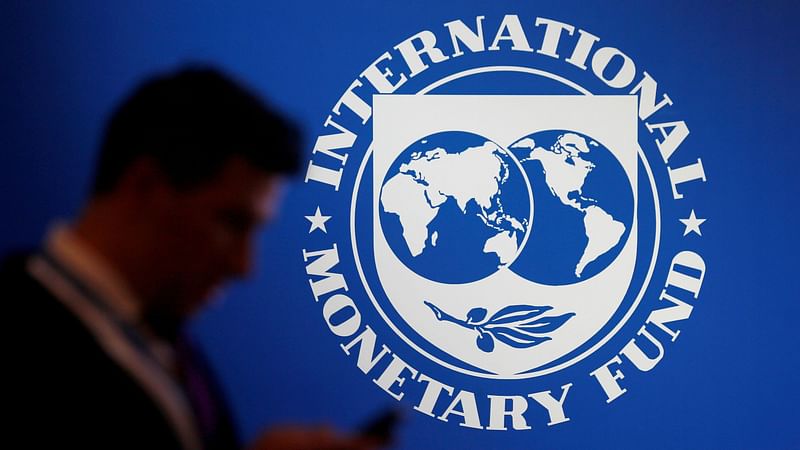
[44,222,143,324]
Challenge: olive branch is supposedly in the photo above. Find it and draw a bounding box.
[424,301,574,353]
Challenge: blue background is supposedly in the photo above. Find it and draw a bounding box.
[2,1,798,448]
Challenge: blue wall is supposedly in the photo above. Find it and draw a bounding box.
[2,1,798,448]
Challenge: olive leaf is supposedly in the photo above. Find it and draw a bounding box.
[488,304,553,324]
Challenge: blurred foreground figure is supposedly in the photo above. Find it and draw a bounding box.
[3,67,379,450]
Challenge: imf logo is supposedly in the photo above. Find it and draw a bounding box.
[301,15,708,430]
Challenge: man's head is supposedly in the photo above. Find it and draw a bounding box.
[82,67,300,324]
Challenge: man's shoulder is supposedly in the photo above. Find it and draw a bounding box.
[1,249,139,390]
[1,250,103,352]
[1,250,185,449]
[0,250,42,298]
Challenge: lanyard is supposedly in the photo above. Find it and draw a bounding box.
[38,249,166,371]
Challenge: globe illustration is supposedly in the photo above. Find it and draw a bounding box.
[507,130,634,285]
[379,131,532,284]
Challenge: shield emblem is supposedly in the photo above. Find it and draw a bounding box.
[369,94,640,377]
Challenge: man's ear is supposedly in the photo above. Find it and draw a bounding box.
[118,156,174,199]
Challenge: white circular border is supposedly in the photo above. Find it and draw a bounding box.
[349,66,662,379]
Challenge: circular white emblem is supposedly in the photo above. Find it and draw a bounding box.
[301,15,708,430]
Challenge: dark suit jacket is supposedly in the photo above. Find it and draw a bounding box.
[3,251,238,450]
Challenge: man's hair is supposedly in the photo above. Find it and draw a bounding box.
[91,66,301,195]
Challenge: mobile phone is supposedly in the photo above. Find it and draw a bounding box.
[358,407,402,444]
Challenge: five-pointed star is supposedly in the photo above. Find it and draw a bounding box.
[679,209,706,236]
[305,206,331,234]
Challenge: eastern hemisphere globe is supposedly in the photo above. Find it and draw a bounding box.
[507,130,634,285]
[379,131,532,284]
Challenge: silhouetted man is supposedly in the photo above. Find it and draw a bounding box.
[4,67,377,450]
